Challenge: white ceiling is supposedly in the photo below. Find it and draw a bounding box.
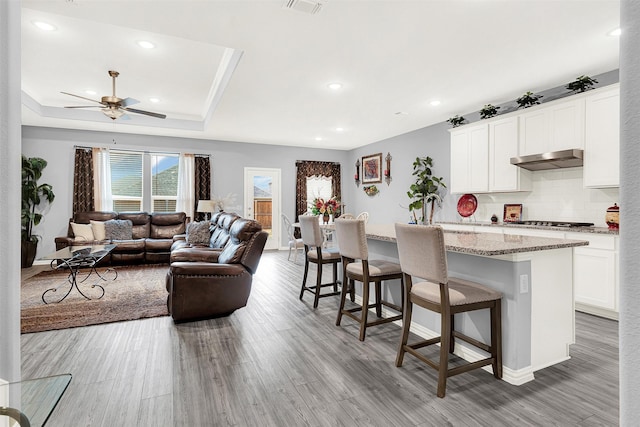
[21,0,620,150]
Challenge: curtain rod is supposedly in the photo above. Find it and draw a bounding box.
[73,145,210,157]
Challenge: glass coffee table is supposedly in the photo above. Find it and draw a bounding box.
[40,244,117,304]
[0,374,71,427]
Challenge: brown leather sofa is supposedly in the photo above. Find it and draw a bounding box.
[165,212,268,322]
[54,211,187,264]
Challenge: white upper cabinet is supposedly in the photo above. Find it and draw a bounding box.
[518,99,585,155]
[450,124,489,194]
[489,116,531,192]
[584,85,620,188]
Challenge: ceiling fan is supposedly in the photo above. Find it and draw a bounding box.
[61,70,166,120]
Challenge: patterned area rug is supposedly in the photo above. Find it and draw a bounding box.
[21,264,170,334]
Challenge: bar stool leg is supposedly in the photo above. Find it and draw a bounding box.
[300,255,309,300]
[313,261,323,308]
[375,281,382,317]
[359,279,370,341]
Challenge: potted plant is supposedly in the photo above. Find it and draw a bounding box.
[22,156,55,268]
[479,104,500,119]
[566,75,598,93]
[446,115,466,128]
[516,91,543,109]
[406,156,446,225]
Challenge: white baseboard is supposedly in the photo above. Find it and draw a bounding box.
[575,303,618,321]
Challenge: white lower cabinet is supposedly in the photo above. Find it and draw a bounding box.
[566,232,618,319]
[440,224,619,319]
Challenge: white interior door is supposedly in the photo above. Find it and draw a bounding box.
[244,167,281,250]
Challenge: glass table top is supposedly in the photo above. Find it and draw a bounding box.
[0,374,71,427]
[40,244,116,262]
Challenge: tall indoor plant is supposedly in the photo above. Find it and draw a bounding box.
[22,156,55,268]
[407,156,446,224]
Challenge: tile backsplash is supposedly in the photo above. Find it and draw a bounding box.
[446,168,619,227]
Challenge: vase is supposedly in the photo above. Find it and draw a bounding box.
[21,240,37,268]
[323,213,330,224]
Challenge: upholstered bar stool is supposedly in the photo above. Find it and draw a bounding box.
[394,223,503,398]
[334,219,404,341]
[298,215,341,308]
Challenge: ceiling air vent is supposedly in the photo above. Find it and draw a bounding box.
[282,0,326,15]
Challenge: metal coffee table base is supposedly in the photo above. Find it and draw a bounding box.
[42,259,118,304]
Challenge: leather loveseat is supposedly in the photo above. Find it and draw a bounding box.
[166,212,268,322]
[54,211,187,264]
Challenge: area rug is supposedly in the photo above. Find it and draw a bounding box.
[21,264,169,334]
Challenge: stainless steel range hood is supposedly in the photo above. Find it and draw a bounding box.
[510,149,584,171]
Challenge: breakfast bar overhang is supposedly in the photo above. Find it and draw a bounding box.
[360,224,589,386]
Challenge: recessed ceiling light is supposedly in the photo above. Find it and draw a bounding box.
[149,97,160,103]
[137,40,155,49]
[328,82,342,90]
[430,100,441,106]
[315,136,322,141]
[608,28,621,37]
[394,111,409,116]
[335,127,344,132]
[33,21,56,31]
[85,90,97,95]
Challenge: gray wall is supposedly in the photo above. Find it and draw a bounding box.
[0,0,22,384]
[344,122,456,225]
[619,1,640,424]
[22,126,348,257]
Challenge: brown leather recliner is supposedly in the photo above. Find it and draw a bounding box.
[165,217,268,322]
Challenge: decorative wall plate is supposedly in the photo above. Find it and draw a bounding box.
[457,194,477,217]
[363,185,379,196]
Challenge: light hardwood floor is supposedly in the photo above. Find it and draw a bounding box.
[21,250,619,426]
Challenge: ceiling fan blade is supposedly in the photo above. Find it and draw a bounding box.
[64,105,102,109]
[60,91,104,104]
[120,97,139,107]
[124,107,167,119]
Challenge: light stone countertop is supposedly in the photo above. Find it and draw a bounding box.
[438,221,618,235]
[363,223,589,257]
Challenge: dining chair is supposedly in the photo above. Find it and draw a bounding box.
[356,211,369,223]
[339,213,355,219]
[394,223,503,398]
[298,215,341,308]
[334,218,404,341]
[282,214,304,262]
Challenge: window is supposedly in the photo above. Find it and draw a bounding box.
[110,150,179,212]
[306,175,332,212]
[151,154,179,212]
[110,151,143,212]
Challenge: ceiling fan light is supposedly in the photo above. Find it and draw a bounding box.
[101,107,125,120]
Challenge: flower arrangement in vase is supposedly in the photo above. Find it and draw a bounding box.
[310,196,340,223]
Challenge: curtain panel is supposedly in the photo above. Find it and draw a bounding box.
[295,160,341,223]
[92,147,112,211]
[194,156,211,221]
[177,153,195,221]
[72,147,95,214]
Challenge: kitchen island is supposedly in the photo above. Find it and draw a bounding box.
[359,224,588,385]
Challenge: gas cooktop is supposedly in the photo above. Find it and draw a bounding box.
[513,220,594,227]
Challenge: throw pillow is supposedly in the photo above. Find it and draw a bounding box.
[90,220,107,241]
[70,222,95,242]
[186,221,211,245]
[104,219,133,240]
